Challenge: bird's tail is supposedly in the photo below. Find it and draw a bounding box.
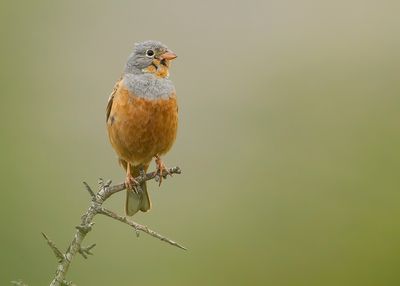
[120,161,151,216]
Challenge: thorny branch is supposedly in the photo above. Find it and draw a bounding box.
[33,166,183,286]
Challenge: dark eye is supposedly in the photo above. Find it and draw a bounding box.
[146,49,155,57]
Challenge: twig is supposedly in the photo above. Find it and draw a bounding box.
[11,281,28,286]
[42,166,183,286]
[98,207,187,250]
[60,281,76,286]
[82,181,95,198]
[101,166,181,200]
[41,233,64,262]
[78,243,96,259]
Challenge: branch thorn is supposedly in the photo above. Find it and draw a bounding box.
[42,232,64,262]
[78,243,96,259]
[83,181,95,198]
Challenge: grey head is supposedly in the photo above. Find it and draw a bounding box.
[124,40,176,75]
[123,40,177,100]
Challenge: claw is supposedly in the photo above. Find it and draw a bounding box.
[124,162,140,192]
[155,155,171,186]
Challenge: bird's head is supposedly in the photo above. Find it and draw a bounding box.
[125,40,177,78]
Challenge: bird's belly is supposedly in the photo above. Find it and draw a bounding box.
[107,89,178,165]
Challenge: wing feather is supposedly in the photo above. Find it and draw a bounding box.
[106,77,122,122]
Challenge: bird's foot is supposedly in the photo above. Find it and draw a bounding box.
[125,174,139,193]
[155,155,171,186]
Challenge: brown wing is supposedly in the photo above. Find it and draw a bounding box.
[106,76,122,122]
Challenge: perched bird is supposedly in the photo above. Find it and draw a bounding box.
[106,40,178,216]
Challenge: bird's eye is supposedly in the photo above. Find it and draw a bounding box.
[146,49,155,57]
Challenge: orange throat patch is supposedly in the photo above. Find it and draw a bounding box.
[142,59,171,78]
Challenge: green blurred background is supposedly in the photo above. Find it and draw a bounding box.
[1,0,400,285]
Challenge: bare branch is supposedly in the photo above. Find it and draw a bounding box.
[98,207,187,250]
[41,166,183,286]
[101,166,182,200]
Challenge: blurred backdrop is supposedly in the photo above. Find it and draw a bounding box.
[1,0,400,285]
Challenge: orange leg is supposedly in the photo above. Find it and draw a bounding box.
[125,163,139,192]
[155,155,171,186]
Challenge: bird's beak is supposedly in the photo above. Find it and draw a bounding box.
[160,50,177,60]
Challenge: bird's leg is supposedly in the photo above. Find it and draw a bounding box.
[125,163,139,193]
[154,155,171,186]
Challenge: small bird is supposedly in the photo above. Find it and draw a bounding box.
[106,40,178,216]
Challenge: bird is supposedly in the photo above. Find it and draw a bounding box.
[106,40,178,216]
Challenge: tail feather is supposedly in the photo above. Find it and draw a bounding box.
[125,190,142,216]
[121,161,151,216]
[125,181,150,215]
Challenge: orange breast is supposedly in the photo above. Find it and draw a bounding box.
[107,85,178,165]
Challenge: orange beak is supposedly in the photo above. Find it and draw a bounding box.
[160,50,177,60]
